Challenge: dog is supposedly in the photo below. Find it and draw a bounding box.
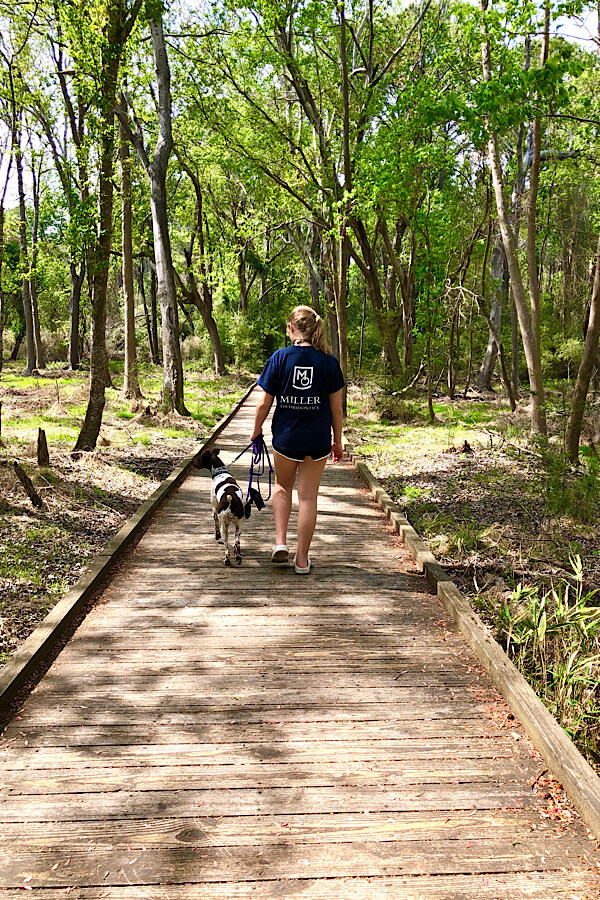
[199,448,245,566]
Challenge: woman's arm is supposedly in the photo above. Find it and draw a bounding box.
[252,388,274,440]
[329,389,343,462]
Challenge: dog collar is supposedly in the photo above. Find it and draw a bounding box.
[212,465,229,477]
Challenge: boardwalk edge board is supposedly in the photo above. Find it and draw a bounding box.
[0,382,257,715]
[345,441,600,841]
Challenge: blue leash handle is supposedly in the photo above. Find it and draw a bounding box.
[231,434,273,503]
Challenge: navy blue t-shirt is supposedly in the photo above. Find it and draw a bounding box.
[257,345,345,455]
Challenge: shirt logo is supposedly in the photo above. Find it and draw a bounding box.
[293,366,313,390]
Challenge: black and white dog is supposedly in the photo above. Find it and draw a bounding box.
[199,448,245,566]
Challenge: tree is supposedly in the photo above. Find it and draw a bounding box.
[117,14,188,414]
[0,151,12,372]
[479,0,547,434]
[74,0,144,452]
[119,100,142,400]
[174,153,226,375]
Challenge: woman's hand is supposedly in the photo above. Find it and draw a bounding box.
[252,389,274,443]
[331,440,343,463]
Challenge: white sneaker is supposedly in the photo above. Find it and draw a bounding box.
[271,544,289,563]
[294,556,311,574]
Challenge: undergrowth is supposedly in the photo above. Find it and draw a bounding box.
[481,557,600,765]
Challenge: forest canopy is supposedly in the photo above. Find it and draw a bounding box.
[1,0,600,457]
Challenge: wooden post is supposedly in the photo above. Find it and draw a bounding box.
[13,460,43,508]
[37,428,50,467]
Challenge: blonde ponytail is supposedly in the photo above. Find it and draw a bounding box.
[288,305,330,353]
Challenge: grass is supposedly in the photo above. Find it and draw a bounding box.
[478,557,600,763]
[0,362,249,454]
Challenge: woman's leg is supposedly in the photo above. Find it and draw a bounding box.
[296,456,328,568]
[272,451,298,547]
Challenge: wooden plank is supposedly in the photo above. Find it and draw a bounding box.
[1,757,539,795]
[0,809,573,850]
[0,719,525,746]
[103,577,427,597]
[40,662,480,684]
[4,872,595,900]
[0,737,523,770]
[86,609,446,627]
[62,634,470,652]
[0,783,541,824]
[25,683,488,703]
[38,646,476,664]
[2,836,594,889]
[12,701,502,727]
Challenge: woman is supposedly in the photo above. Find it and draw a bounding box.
[252,306,344,574]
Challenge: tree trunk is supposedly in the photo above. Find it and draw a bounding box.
[30,164,46,369]
[149,264,160,364]
[138,262,159,365]
[350,217,403,376]
[337,0,350,410]
[13,119,36,376]
[308,224,322,313]
[447,309,456,399]
[0,199,5,373]
[67,262,84,370]
[175,156,226,376]
[74,0,143,451]
[510,282,520,395]
[358,285,367,373]
[150,178,187,413]
[117,16,187,413]
[37,428,50,467]
[119,113,142,400]
[565,232,600,462]
[205,312,226,375]
[478,236,505,390]
[9,328,25,362]
[426,331,435,422]
[320,237,340,359]
[480,0,546,434]
[237,249,249,312]
[378,217,412,370]
[336,232,349,412]
[526,2,550,358]
[149,16,187,413]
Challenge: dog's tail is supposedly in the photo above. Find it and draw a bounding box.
[219,492,245,520]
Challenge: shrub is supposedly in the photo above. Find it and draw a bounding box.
[497,557,600,763]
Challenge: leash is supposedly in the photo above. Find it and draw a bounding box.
[231,434,273,505]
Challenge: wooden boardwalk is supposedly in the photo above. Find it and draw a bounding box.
[1,399,598,898]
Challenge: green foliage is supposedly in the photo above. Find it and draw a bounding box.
[543,449,600,524]
[496,558,600,761]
